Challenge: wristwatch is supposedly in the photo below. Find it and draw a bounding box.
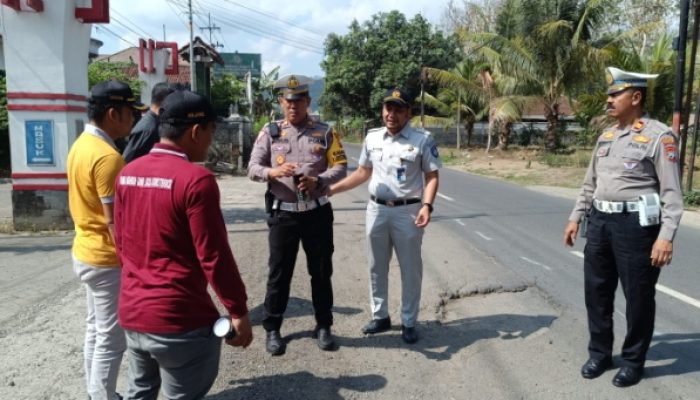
[423,203,434,214]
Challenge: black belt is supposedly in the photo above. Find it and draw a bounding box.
[370,195,421,207]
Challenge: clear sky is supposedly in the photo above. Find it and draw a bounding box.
[94,0,451,78]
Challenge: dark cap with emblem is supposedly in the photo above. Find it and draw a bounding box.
[89,80,147,110]
[158,90,217,126]
[606,67,659,95]
[382,87,412,107]
[274,74,312,100]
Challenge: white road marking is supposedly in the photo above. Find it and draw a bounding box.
[437,193,455,202]
[520,256,552,271]
[571,251,584,259]
[656,284,700,310]
[475,231,492,241]
[616,309,626,319]
[453,219,466,226]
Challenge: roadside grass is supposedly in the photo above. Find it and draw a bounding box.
[0,220,14,234]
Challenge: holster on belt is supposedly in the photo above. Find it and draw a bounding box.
[264,184,275,215]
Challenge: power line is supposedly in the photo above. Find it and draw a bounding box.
[164,0,190,30]
[110,8,156,39]
[110,15,153,41]
[181,0,324,50]
[208,0,324,44]
[221,0,325,37]
[192,0,324,53]
[95,25,138,47]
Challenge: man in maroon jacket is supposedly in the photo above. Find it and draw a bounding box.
[114,90,252,400]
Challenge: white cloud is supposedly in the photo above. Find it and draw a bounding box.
[96,0,450,76]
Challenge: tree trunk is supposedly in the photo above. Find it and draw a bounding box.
[496,122,511,150]
[466,119,474,147]
[545,103,560,152]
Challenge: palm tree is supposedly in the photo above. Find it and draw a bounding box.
[420,61,489,149]
[468,0,608,151]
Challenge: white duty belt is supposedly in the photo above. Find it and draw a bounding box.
[593,199,639,213]
[274,195,329,212]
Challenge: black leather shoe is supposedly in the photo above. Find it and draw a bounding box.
[362,317,391,334]
[612,366,643,387]
[401,325,418,344]
[581,358,612,379]
[313,326,335,351]
[265,330,285,356]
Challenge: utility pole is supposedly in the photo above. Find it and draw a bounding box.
[672,0,690,136]
[200,13,223,49]
[188,0,196,92]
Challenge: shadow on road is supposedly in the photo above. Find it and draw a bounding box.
[247,297,363,328]
[336,313,556,361]
[207,372,387,400]
[645,332,700,378]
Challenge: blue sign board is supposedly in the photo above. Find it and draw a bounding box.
[25,120,54,165]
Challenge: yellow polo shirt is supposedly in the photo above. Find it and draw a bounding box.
[67,125,125,267]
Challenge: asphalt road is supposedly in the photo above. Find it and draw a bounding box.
[345,143,700,395]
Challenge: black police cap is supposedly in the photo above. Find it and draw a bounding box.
[89,80,147,110]
[382,88,412,107]
[158,90,217,126]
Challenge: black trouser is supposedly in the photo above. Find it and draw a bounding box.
[263,203,334,332]
[583,207,661,369]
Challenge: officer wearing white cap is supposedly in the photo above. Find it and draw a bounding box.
[564,67,683,387]
[248,74,347,355]
[330,87,441,344]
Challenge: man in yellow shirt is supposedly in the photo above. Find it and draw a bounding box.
[67,80,145,400]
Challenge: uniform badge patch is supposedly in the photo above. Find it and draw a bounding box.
[664,144,678,162]
[597,146,610,157]
[281,131,288,137]
[661,136,675,145]
[431,145,439,158]
[632,134,650,143]
[276,155,285,165]
[602,132,615,140]
[632,120,645,131]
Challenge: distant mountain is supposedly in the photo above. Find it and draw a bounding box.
[309,78,324,112]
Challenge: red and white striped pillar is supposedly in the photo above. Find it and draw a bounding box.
[2,0,109,230]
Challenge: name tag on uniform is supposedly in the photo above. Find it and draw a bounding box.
[396,167,406,183]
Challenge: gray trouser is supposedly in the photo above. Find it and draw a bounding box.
[125,327,221,400]
[366,201,424,327]
[73,258,126,400]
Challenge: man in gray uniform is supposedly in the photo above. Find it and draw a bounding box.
[248,74,347,355]
[564,67,683,387]
[330,88,441,344]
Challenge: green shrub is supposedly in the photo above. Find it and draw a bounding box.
[684,190,700,206]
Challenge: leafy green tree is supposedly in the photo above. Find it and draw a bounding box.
[321,11,462,121]
[251,66,279,121]
[87,61,141,94]
[210,73,245,117]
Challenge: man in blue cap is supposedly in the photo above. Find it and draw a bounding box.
[330,87,441,344]
[564,67,683,387]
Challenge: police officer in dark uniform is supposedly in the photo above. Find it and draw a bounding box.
[248,74,347,355]
[564,67,683,387]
